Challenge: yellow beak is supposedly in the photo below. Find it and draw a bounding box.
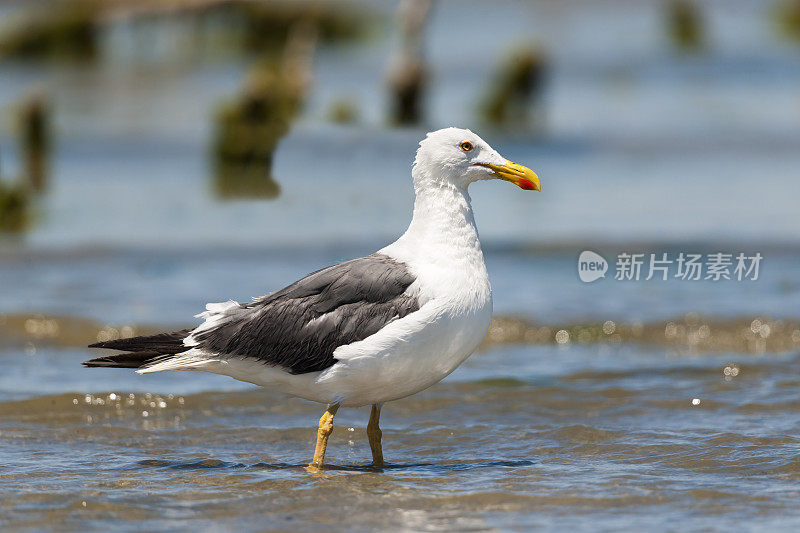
[475,160,541,191]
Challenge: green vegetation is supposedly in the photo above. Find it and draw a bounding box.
[18,92,51,192]
[212,66,297,199]
[775,0,800,43]
[385,0,432,126]
[666,0,704,52]
[212,39,309,199]
[0,181,30,233]
[212,18,317,199]
[0,0,100,61]
[479,46,547,129]
[0,0,370,62]
[387,60,427,126]
[234,1,369,53]
[327,98,359,124]
[0,91,47,232]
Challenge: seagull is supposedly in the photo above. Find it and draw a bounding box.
[84,127,540,471]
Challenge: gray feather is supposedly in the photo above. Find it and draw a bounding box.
[191,254,419,374]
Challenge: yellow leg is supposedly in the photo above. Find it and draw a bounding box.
[367,403,384,468]
[306,404,339,472]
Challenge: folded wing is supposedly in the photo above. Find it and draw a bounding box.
[86,253,420,374]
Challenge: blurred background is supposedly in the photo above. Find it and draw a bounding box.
[1,0,799,347]
[2,0,800,529]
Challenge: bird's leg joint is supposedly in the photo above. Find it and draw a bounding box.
[319,411,335,435]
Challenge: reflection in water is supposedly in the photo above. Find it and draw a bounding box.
[136,458,535,473]
[0,179,30,233]
[212,164,281,200]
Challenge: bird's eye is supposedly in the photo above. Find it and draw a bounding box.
[459,141,474,152]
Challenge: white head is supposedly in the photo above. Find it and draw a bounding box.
[413,127,540,192]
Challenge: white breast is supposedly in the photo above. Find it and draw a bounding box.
[311,180,494,407]
[318,297,491,406]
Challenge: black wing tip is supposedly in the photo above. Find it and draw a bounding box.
[86,329,193,351]
[82,357,120,368]
[87,339,128,349]
[83,352,168,369]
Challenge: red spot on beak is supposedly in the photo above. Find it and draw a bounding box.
[518,178,535,190]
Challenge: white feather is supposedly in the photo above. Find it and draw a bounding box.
[183,300,239,347]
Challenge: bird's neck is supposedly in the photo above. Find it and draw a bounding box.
[388,167,485,270]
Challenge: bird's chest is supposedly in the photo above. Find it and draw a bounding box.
[379,292,493,401]
[401,247,494,367]
[323,259,493,406]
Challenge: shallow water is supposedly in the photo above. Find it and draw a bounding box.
[3,343,800,531]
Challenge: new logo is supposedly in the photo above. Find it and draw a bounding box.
[578,251,608,283]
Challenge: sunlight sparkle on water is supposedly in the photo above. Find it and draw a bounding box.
[555,329,570,344]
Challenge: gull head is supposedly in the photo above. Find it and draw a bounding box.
[414,127,540,192]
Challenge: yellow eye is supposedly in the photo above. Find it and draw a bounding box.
[459,141,474,152]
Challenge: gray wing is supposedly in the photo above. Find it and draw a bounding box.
[190,253,419,374]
